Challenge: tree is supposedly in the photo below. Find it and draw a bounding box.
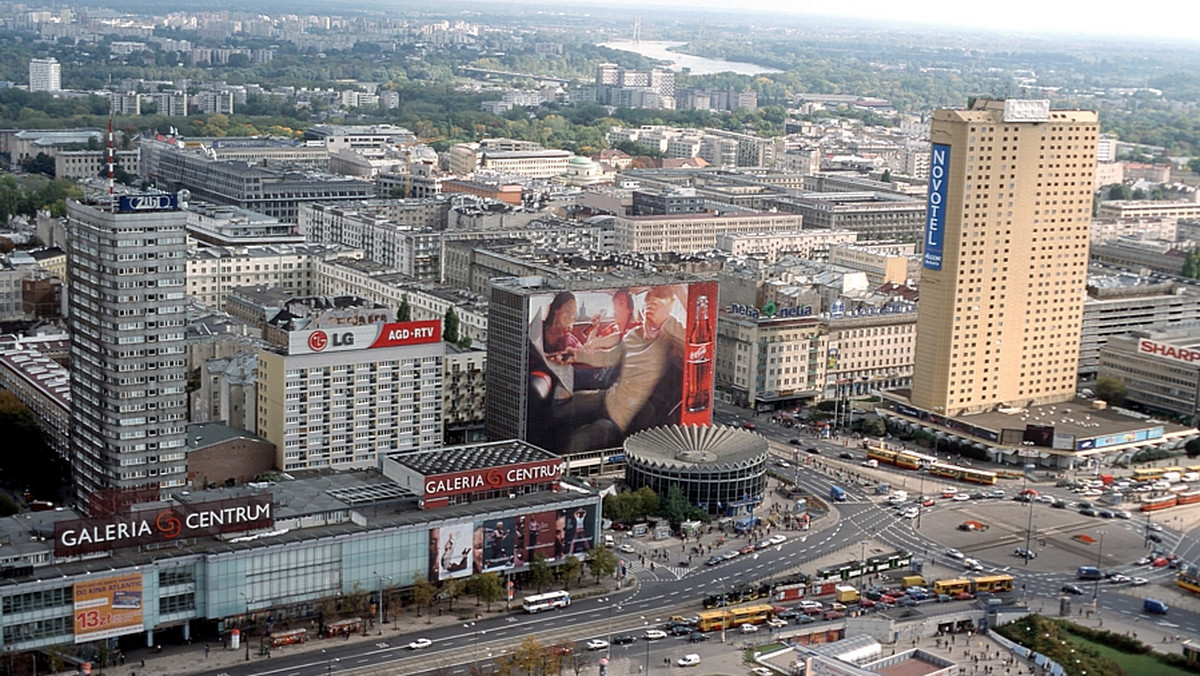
[529,552,554,592]
[457,335,473,349]
[440,576,465,611]
[410,573,437,619]
[1187,437,1200,459]
[1183,248,1200,280]
[444,306,460,344]
[557,555,581,590]
[861,417,887,438]
[660,484,706,529]
[1106,184,1131,200]
[1189,158,1200,174]
[586,545,618,584]
[397,295,412,322]
[880,169,892,182]
[467,572,503,611]
[1094,376,1127,407]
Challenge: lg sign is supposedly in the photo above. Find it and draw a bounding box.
[309,331,329,352]
[290,320,441,355]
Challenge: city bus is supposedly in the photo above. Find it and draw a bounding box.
[927,463,999,486]
[971,575,1014,593]
[521,590,571,613]
[932,579,972,596]
[1133,468,1166,482]
[727,604,774,628]
[696,609,728,632]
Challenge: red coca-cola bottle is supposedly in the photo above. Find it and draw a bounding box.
[686,295,713,413]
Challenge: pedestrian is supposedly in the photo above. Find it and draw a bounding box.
[205,644,210,660]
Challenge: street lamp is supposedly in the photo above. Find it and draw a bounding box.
[239,592,253,661]
[1094,531,1107,600]
[373,571,392,635]
[322,649,339,675]
[602,597,620,659]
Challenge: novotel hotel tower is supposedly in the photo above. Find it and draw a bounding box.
[911,99,1098,416]
[67,194,190,509]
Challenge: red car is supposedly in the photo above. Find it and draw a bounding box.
[1020,488,1038,496]
[954,592,975,601]
[803,606,823,615]
[859,598,877,609]
[922,499,936,507]
[1153,557,1170,567]
[822,610,845,621]
[739,544,756,555]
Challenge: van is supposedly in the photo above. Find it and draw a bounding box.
[862,459,879,468]
[604,534,615,547]
[1077,566,1102,581]
[888,491,908,504]
[1144,598,1169,614]
[901,575,926,589]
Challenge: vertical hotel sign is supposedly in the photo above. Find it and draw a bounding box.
[74,573,144,643]
[923,143,950,270]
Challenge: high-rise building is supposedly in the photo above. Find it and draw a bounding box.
[911,99,1098,415]
[67,194,190,507]
[29,57,61,92]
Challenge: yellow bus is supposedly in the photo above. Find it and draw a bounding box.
[727,604,774,628]
[932,579,972,596]
[1133,468,1165,482]
[696,609,728,632]
[1164,466,1186,475]
[971,575,1014,593]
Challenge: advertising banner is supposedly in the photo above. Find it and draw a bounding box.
[923,143,950,271]
[475,516,517,572]
[73,574,144,643]
[513,510,558,568]
[288,320,441,355]
[55,494,273,557]
[429,522,474,582]
[557,504,598,558]
[525,281,717,454]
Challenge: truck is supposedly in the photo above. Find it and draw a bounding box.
[901,575,926,589]
[733,516,761,533]
[1144,598,1169,614]
[834,585,860,603]
[830,486,847,502]
[1077,566,1102,580]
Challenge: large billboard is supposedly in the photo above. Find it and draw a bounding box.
[74,574,144,643]
[55,495,273,557]
[429,521,475,581]
[525,282,717,454]
[923,143,950,271]
[427,504,598,580]
[287,320,441,356]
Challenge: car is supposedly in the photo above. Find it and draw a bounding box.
[612,634,636,645]
[823,610,845,620]
[1147,522,1164,532]
[777,609,802,620]
[901,507,919,519]
[837,452,855,460]
[899,598,920,607]
[1153,557,1170,568]
[742,422,757,430]
[954,592,976,600]
[769,534,787,545]
[922,498,937,507]
[1097,510,1114,519]
[767,618,788,628]
[1020,488,1038,496]
[953,493,971,502]
[859,598,877,609]
[798,600,823,610]
[408,638,433,650]
[945,548,965,559]
[586,639,609,651]
[667,624,692,636]
[740,623,760,633]
[1131,577,1149,586]
[1014,548,1037,559]
[796,614,817,624]
[1061,584,1085,595]
[789,439,802,446]
[705,556,723,566]
[1012,495,1032,503]
[776,460,791,469]
[1115,511,1132,519]
[1035,494,1055,503]
[618,544,635,553]
[1109,574,1131,584]
[970,492,987,500]
[942,487,959,497]
[1135,556,1153,566]
[1051,500,1068,509]
[1148,533,1163,543]
[963,558,984,571]
[1077,501,1095,509]
[739,544,757,555]
[723,551,740,560]
[806,447,821,455]
[987,490,1005,499]
[1079,508,1097,517]
[751,669,773,676]
[551,645,572,656]
[676,654,701,667]
[937,594,953,603]
[644,629,668,640]
[687,632,708,643]
[863,589,884,601]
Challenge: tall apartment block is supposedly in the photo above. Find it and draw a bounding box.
[29,57,61,92]
[67,195,190,508]
[911,99,1098,416]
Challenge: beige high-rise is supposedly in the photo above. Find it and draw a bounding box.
[911,99,1097,416]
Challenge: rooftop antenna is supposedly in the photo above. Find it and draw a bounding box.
[107,76,115,211]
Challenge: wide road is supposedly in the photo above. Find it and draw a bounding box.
[193,409,1200,675]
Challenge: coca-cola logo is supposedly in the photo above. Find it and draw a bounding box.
[687,343,712,362]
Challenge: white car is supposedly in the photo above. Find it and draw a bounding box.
[901,507,919,519]
[751,669,773,676]
[644,629,668,640]
[1109,574,1131,584]
[1131,577,1149,586]
[798,600,823,610]
[953,493,971,502]
[963,558,984,571]
[740,623,760,633]
[677,654,701,667]
[618,544,635,553]
[945,548,964,559]
[766,618,788,628]
[1035,494,1055,503]
[586,639,609,651]
[408,638,433,650]
[777,461,790,468]
[769,534,787,545]
[1147,522,1164,532]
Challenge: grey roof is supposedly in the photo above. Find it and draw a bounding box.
[624,424,768,470]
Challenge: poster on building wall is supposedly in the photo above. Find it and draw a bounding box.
[475,516,517,573]
[525,281,717,454]
[512,510,557,568]
[429,522,474,582]
[73,574,144,643]
[557,503,598,558]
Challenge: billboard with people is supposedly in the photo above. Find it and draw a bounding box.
[428,504,599,580]
[525,281,717,454]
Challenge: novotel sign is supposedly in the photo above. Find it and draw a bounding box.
[54,495,273,557]
[118,194,179,212]
[423,460,565,502]
[1138,338,1200,366]
[289,319,441,355]
[923,143,950,271]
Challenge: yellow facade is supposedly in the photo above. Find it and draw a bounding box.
[912,100,1097,415]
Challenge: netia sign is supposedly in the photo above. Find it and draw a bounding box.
[54,495,273,556]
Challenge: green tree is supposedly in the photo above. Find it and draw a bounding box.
[1189,158,1200,174]
[529,552,554,592]
[1105,184,1132,200]
[444,306,460,343]
[585,545,618,584]
[457,335,473,350]
[557,555,581,590]
[440,576,465,612]
[397,295,412,321]
[1187,437,1200,459]
[1183,248,1200,279]
[467,572,503,611]
[1094,376,1127,407]
[880,169,892,182]
[660,484,706,529]
[410,573,437,619]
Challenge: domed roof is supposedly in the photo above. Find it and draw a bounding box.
[624,424,768,470]
[568,155,596,166]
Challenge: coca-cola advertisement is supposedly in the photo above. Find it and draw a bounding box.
[525,281,717,453]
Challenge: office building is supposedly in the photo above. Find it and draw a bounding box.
[910,100,1097,416]
[613,212,804,253]
[1080,275,1200,385]
[772,192,927,241]
[28,57,60,92]
[66,194,190,506]
[1099,327,1200,424]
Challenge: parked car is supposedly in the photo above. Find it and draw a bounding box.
[1013,548,1037,559]
[1051,500,1068,509]
[676,654,702,667]
[644,629,668,640]
[586,639,609,651]
[740,623,759,633]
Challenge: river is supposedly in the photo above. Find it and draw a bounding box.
[598,40,782,76]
